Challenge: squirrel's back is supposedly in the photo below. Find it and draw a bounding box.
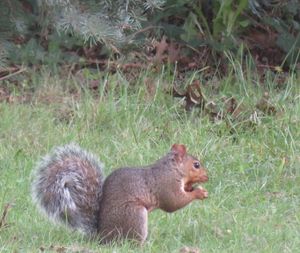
[31,144,104,235]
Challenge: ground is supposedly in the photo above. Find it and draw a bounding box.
[0,69,299,252]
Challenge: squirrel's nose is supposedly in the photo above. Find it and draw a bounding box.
[199,174,208,182]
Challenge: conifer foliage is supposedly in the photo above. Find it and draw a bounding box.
[0,0,165,68]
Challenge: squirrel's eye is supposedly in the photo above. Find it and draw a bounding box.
[193,161,200,169]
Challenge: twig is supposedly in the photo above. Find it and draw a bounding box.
[0,203,12,229]
[0,66,20,74]
[0,67,27,81]
[128,25,162,40]
[85,60,146,71]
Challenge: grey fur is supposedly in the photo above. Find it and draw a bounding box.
[31,143,104,235]
[31,143,208,243]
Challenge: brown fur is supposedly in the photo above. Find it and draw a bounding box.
[32,143,208,244]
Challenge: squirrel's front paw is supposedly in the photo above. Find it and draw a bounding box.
[193,186,208,200]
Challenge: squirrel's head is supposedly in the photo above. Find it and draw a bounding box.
[171,144,208,192]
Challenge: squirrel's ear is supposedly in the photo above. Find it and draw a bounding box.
[171,144,187,162]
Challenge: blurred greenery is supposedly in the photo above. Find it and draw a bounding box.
[0,0,299,70]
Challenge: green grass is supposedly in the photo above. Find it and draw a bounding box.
[0,70,299,253]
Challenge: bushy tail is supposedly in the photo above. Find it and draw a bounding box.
[31,144,104,235]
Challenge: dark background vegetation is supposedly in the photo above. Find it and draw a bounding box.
[0,0,299,123]
[0,0,299,74]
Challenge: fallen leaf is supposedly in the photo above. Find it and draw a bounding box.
[212,226,225,238]
[256,92,277,115]
[167,41,181,63]
[180,246,201,253]
[224,97,243,118]
[144,77,157,100]
[185,80,206,110]
[0,203,12,229]
[265,192,285,199]
[153,36,168,64]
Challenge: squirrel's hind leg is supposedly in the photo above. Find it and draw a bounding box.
[123,205,148,244]
[99,205,148,244]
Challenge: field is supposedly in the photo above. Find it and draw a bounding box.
[0,70,299,252]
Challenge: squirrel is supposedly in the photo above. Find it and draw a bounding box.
[31,143,209,244]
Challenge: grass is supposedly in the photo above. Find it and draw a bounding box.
[0,68,299,252]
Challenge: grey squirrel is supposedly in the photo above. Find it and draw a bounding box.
[31,143,209,244]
